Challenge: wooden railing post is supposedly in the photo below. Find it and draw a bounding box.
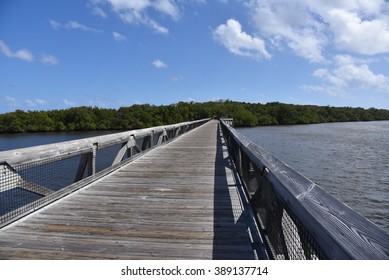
[150,130,154,148]
[174,126,180,138]
[91,143,97,176]
[75,143,97,182]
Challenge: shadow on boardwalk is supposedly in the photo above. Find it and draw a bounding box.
[212,123,263,260]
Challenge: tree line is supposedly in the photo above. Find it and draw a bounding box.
[1,100,389,133]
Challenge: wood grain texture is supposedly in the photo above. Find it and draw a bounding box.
[0,120,264,260]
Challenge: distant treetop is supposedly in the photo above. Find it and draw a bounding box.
[1,101,389,133]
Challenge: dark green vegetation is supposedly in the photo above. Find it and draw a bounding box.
[1,101,389,133]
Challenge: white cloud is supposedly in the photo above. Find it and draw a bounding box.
[246,0,389,61]
[63,99,77,106]
[90,0,181,34]
[113,31,126,41]
[0,40,34,62]
[92,6,108,18]
[0,40,59,66]
[326,9,389,55]
[50,19,102,33]
[145,18,169,34]
[64,21,102,32]
[40,54,59,65]
[303,54,389,96]
[213,19,270,61]
[153,0,180,20]
[108,0,150,11]
[152,59,168,68]
[26,99,48,107]
[49,20,61,29]
[247,1,327,63]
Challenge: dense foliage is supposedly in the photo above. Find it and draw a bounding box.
[1,101,389,133]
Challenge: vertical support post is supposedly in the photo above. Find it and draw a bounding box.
[150,130,154,148]
[90,143,97,176]
[156,129,168,145]
[127,146,133,158]
[163,128,168,141]
[75,143,96,182]
[175,127,180,138]
[141,133,152,151]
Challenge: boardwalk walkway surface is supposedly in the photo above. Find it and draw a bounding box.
[0,120,264,259]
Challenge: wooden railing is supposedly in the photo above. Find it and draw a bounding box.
[221,118,234,126]
[220,119,389,260]
[0,119,210,228]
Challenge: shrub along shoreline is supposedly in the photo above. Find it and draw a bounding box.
[1,100,389,133]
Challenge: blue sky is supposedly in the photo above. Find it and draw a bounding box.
[1,0,389,113]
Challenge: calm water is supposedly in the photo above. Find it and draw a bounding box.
[238,121,389,233]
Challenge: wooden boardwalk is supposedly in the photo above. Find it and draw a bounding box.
[0,120,264,259]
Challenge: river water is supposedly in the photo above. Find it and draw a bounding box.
[237,121,389,233]
[0,122,388,233]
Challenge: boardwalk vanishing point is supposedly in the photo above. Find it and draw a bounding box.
[0,120,266,259]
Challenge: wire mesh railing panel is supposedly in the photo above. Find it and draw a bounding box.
[282,209,327,260]
[252,173,291,259]
[95,144,122,172]
[16,156,81,191]
[0,154,80,225]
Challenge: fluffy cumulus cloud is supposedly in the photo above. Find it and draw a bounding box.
[302,55,389,96]
[246,0,389,61]
[242,0,389,98]
[326,9,389,55]
[90,0,180,34]
[213,19,270,61]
